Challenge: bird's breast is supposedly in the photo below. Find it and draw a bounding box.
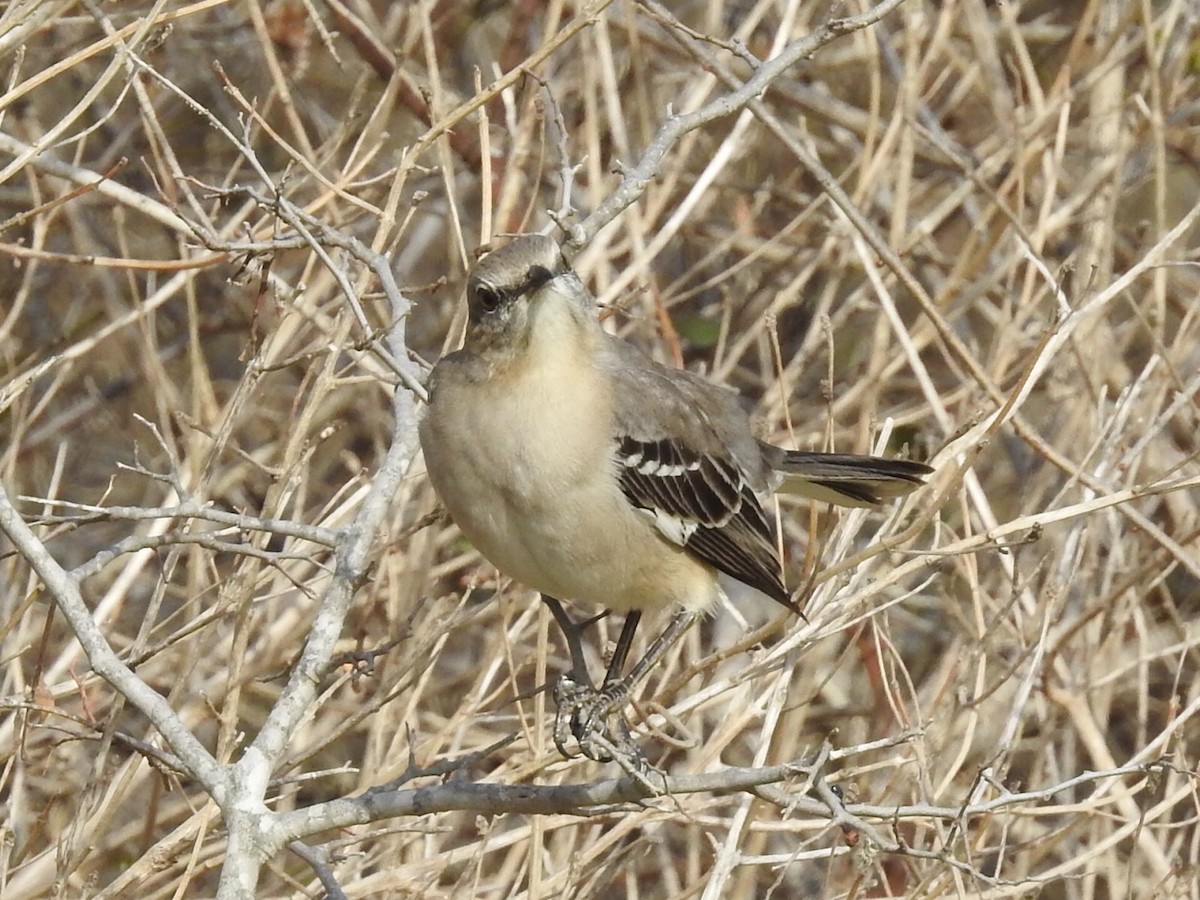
[422,336,614,542]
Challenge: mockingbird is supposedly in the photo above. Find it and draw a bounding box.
[420,234,931,759]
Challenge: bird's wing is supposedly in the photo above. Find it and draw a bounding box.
[599,337,795,611]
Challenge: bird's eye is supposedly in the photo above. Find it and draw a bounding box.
[476,286,503,313]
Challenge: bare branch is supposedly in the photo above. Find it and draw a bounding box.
[565,0,909,253]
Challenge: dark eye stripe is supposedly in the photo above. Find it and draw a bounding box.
[525,264,555,293]
[470,263,560,314]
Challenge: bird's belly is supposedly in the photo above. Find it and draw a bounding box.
[474,495,716,613]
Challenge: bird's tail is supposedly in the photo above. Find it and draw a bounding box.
[766,445,933,508]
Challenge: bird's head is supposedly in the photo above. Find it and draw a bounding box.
[464,235,590,355]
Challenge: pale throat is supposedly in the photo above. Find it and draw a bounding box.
[494,294,613,475]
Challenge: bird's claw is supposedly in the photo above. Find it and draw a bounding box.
[551,675,644,764]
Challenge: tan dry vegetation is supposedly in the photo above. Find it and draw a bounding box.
[1,0,1199,897]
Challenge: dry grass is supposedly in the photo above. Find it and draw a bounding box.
[2,0,1199,897]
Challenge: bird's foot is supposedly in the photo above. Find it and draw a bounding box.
[551,674,644,765]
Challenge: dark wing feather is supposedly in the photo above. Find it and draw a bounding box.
[616,436,795,611]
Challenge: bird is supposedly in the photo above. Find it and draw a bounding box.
[419,233,931,758]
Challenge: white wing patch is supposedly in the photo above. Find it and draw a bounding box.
[632,504,700,548]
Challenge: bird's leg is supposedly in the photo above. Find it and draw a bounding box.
[602,610,642,688]
[542,595,612,756]
[541,595,604,686]
[616,609,698,691]
[556,611,641,763]
[544,605,641,761]
[570,610,700,762]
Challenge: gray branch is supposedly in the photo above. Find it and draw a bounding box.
[272,757,823,843]
[564,0,909,254]
[0,484,226,798]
